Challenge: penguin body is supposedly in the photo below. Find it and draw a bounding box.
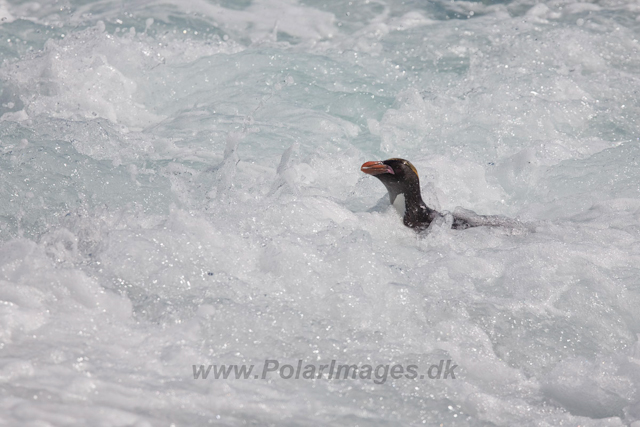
[361,158,473,231]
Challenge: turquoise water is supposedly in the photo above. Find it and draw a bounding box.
[1,0,639,425]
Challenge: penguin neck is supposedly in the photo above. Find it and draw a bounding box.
[390,189,423,214]
[387,182,437,229]
[391,193,407,216]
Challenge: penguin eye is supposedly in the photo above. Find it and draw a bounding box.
[386,158,419,178]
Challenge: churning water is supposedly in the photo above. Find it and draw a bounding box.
[1,0,640,425]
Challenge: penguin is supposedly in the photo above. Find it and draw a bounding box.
[361,158,482,231]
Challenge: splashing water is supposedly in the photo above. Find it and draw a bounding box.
[1,0,640,425]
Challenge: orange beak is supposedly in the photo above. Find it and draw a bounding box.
[361,161,394,175]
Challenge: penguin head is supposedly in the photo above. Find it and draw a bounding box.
[361,158,420,202]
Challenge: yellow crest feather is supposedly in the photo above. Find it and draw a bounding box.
[387,158,419,178]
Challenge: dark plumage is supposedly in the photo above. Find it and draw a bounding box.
[361,158,474,231]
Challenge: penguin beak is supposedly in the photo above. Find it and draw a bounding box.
[361,161,395,176]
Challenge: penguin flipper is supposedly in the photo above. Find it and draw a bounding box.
[451,207,528,231]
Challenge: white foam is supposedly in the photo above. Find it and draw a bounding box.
[0,0,639,425]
